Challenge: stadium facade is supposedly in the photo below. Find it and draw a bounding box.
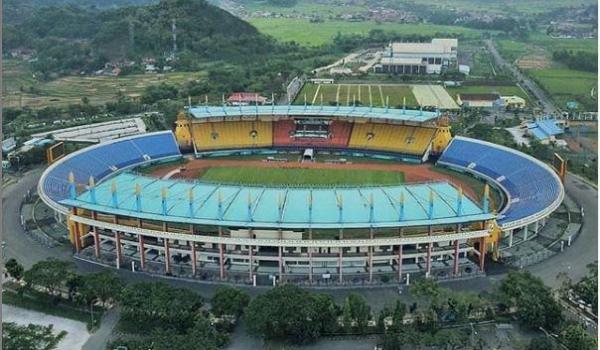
[38,106,564,285]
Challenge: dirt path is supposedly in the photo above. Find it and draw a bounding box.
[149,159,481,200]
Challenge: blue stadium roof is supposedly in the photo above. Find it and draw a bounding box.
[60,173,494,229]
[188,105,439,123]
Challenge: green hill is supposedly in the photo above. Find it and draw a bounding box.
[4,0,278,77]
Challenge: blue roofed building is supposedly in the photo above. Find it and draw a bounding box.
[526,118,564,143]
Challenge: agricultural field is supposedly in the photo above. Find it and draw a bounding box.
[495,33,597,112]
[406,0,595,14]
[249,18,491,46]
[240,1,365,16]
[294,83,418,108]
[498,36,597,64]
[199,166,405,186]
[2,59,203,109]
[527,69,597,111]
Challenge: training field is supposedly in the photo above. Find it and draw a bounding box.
[295,83,419,108]
[200,167,405,186]
[295,83,459,110]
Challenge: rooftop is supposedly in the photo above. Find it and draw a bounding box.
[458,93,501,101]
[391,38,457,55]
[527,118,563,140]
[187,105,439,123]
[60,172,494,229]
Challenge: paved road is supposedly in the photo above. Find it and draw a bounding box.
[485,40,558,116]
[2,168,71,268]
[526,173,598,287]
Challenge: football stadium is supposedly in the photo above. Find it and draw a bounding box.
[38,105,565,285]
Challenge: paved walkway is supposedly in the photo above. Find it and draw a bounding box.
[82,307,121,350]
[2,304,90,350]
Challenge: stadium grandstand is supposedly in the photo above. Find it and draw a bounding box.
[191,120,273,150]
[348,123,436,155]
[37,106,564,286]
[273,120,353,148]
[176,105,440,161]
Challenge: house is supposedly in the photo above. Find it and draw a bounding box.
[309,78,335,84]
[2,137,16,154]
[457,93,502,108]
[145,64,158,74]
[501,95,526,109]
[227,92,268,106]
[458,64,470,75]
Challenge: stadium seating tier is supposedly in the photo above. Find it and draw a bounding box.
[42,131,181,204]
[438,137,562,226]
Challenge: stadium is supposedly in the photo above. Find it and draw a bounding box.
[38,105,565,285]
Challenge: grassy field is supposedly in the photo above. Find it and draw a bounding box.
[200,166,405,186]
[527,68,597,111]
[249,18,490,46]
[294,83,418,108]
[2,59,204,109]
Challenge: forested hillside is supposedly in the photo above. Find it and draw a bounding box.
[3,0,282,77]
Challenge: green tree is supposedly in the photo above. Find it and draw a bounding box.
[499,271,563,331]
[313,293,339,334]
[527,336,558,350]
[342,293,371,334]
[108,314,227,350]
[560,324,597,350]
[391,300,406,331]
[23,259,74,297]
[573,262,598,314]
[211,286,250,318]
[119,282,203,333]
[244,284,332,344]
[5,258,24,281]
[79,271,123,306]
[2,322,66,350]
[376,306,391,333]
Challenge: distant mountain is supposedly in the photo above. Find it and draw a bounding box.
[4,0,279,77]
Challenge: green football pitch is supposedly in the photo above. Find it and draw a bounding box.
[199,167,405,186]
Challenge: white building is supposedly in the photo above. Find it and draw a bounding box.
[374,38,458,74]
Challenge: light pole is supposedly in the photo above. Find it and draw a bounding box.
[90,297,97,327]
